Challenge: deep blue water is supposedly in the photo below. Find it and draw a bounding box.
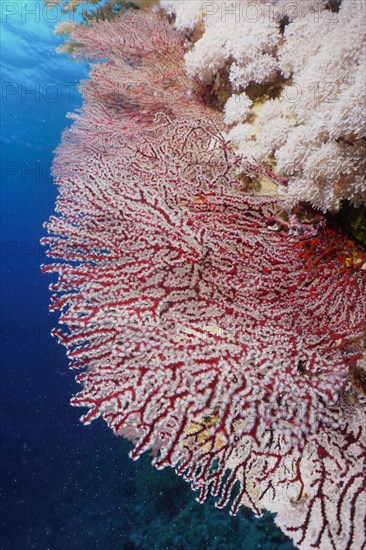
[0,4,295,549]
[1,4,135,548]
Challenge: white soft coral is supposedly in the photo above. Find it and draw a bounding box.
[161,0,366,212]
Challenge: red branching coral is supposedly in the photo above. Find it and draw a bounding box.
[42,11,366,550]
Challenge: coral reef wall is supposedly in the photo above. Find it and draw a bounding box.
[43,8,366,550]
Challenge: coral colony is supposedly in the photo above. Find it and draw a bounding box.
[162,0,366,212]
[42,3,366,550]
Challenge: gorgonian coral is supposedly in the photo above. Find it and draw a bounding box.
[42,10,366,550]
[162,0,366,212]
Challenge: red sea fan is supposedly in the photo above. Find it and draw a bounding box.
[42,11,366,550]
[71,10,221,124]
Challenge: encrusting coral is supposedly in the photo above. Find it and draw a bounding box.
[162,0,366,213]
[42,8,366,550]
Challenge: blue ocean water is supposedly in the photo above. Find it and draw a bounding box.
[0,4,295,548]
[1,4,134,548]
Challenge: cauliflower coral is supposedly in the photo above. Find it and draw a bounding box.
[161,0,366,212]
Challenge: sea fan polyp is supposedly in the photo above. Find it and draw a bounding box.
[42,11,366,550]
